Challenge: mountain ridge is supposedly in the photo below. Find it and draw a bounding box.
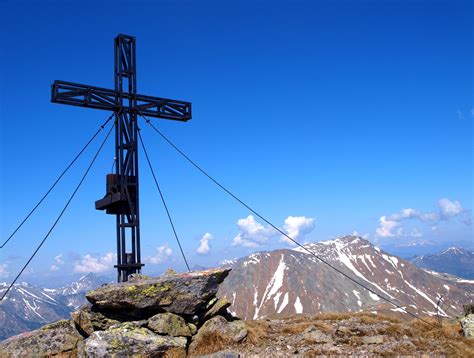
[218,236,474,320]
[410,246,474,279]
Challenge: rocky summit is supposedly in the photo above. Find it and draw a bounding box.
[0,268,249,357]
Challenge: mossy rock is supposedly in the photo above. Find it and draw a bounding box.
[203,298,231,321]
[71,304,122,336]
[147,312,192,337]
[0,319,83,357]
[86,268,231,317]
[80,321,187,357]
[189,315,248,355]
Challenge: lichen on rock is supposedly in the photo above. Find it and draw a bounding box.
[86,268,230,317]
[461,314,474,339]
[189,315,248,355]
[147,312,192,337]
[79,321,187,357]
[0,319,83,357]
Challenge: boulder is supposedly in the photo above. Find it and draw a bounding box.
[79,321,187,357]
[460,314,474,339]
[0,320,83,357]
[189,315,248,355]
[148,312,192,337]
[463,304,474,316]
[302,325,334,344]
[71,304,121,336]
[203,298,231,321]
[86,268,230,317]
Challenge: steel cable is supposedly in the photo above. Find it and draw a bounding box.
[1,122,114,301]
[138,128,191,273]
[0,113,114,249]
[140,115,441,327]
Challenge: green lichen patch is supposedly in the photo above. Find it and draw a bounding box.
[41,319,71,331]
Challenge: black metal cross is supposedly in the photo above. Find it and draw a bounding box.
[51,34,191,282]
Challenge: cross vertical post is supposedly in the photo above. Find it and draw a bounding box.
[51,34,192,282]
[113,35,142,282]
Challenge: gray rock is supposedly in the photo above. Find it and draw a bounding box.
[302,325,334,344]
[86,268,230,317]
[203,298,231,321]
[460,314,474,338]
[128,273,152,282]
[147,312,192,337]
[363,335,385,344]
[0,320,83,357]
[189,315,248,355]
[188,323,198,335]
[79,321,187,357]
[464,304,474,316]
[71,304,121,336]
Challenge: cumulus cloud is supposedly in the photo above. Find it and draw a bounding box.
[232,215,277,248]
[375,216,400,238]
[438,198,463,218]
[73,252,115,273]
[197,233,213,255]
[232,214,315,247]
[376,198,469,238]
[0,263,9,278]
[50,253,64,272]
[148,245,173,264]
[281,216,315,245]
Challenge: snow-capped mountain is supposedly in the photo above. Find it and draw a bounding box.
[218,236,474,320]
[0,282,71,341]
[410,247,474,279]
[0,273,110,341]
[54,273,111,309]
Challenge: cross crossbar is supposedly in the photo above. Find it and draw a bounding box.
[52,80,192,121]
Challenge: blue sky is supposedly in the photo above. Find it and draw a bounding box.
[0,0,472,286]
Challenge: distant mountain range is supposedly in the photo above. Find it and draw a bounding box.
[1,238,473,341]
[218,236,474,320]
[0,274,109,341]
[410,247,474,279]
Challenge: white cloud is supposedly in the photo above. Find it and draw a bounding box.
[54,254,64,264]
[50,253,64,272]
[73,252,115,273]
[148,245,173,264]
[376,198,469,238]
[197,233,213,255]
[232,215,277,247]
[375,216,400,238]
[232,214,315,247]
[438,198,463,218]
[0,263,9,278]
[281,216,315,245]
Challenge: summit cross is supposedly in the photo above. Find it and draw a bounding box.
[51,34,192,282]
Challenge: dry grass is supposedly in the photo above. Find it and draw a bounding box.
[188,331,233,356]
[189,314,474,357]
[163,347,187,358]
[246,313,473,357]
